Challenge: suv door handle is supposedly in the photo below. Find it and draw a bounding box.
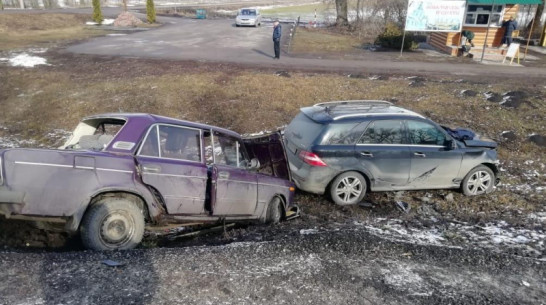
[414,152,426,157]
[218,171,230,179]
[360,152,374,157]
[142,165,161,173]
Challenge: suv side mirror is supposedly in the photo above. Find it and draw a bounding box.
[248,158,260,170]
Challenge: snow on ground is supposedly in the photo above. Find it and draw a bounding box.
[7,54,48,68]
[358,218,546,258]
[0,129,71,149]
[86,19,115,26]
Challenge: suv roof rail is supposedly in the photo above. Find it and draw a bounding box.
[314,100,392,108]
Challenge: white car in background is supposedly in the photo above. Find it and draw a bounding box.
[235,8,262,27]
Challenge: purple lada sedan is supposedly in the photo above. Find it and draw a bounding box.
[0,114,298,250]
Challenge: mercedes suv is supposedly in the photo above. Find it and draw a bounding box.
[284,100,500,205]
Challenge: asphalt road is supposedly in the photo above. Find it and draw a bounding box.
[69,18,279,63]
[63,16,546,79]
[1,226,544,305]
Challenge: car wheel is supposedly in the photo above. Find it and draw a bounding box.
[264,197,282,224]
[236,24,240,27]
[80,198,145,251]
[329,171,367,205]
[461,165,495,196]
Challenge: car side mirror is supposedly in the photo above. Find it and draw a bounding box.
[248,158,260,170]
[446,139,457,150]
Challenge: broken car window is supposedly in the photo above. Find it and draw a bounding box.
[139,125,159,157]
[359,120,404,145]
[213,132,246,168]
[159,125,201,162]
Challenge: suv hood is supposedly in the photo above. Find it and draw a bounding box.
[243,132,291,181]
[442,126,497,149]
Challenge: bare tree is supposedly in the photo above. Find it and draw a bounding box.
[525,3,544,39]
[335,0,348,26]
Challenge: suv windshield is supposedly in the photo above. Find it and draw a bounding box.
[285,112,324,149]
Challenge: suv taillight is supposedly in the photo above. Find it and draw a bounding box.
[298,150,327,167]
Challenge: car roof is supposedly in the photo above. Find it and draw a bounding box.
[83,113,241,138]
[301,100,424,124]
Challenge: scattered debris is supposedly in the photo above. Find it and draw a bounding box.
[368,75,387,81]
[395,201,411,213]
[458,89,477,97]
[275,71,291,78]
[501,131,517,142]
[444,193,454,202]
[102,259,125,267]
[358,201,374,208]
[408,81,424,87]
[528,134,546,147]
[347,74,366,79]
[484,91,502,103]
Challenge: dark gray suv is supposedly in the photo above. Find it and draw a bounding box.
[284,100,500,205]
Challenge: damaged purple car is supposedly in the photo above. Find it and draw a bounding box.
[0,114,297,250]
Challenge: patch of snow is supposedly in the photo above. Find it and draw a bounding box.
[103,19,115,25]
[363,218,545,258]
[86,21,98,25]
[107,33,128,36]
[300,229,319,235]
[28,48,48,54]
[8,54,47,67]
[0,58,9,61]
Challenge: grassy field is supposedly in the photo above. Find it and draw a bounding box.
[291,28,364,54]
[0,13,108,50]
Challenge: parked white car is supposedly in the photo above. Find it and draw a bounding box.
[235,8,262,27]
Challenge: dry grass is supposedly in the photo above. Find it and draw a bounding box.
[0,13,108,50]
[291,28,364,54]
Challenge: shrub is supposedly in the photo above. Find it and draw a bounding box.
[146,0,156,23]
[375,22,417,50]
[92,0,103,24]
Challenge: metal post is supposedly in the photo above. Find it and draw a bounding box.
[480,0,495,62]
[400,30,407,57]
[523,6,537,62]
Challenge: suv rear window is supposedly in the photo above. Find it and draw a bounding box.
[285,112,324,148]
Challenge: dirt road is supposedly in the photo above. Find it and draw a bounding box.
[64,17,546,79]
[1,223,544,305]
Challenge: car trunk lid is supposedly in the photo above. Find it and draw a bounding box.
[243,132,291,181]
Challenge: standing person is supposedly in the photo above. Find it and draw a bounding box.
[501,16,517,47]
[272,20,282,59]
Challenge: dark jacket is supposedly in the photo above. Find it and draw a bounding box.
[462,30,474,40]
[273,24,282,41]
[502,19,517,36]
